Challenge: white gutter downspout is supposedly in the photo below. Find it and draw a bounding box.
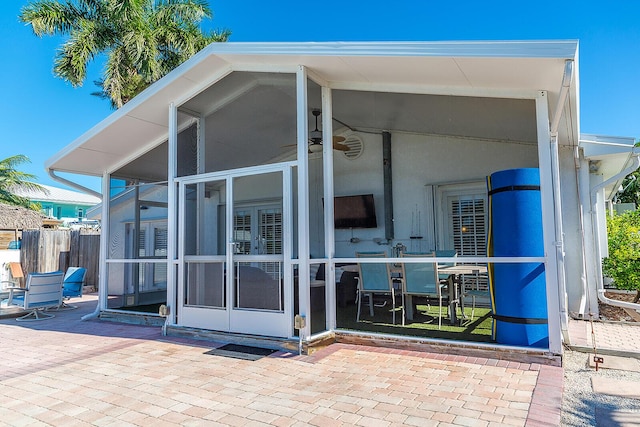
[48,169,103,200]
[548,59,573,341]
[591,154,640,311]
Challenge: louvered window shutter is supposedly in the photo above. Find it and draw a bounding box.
[450,196,487,256]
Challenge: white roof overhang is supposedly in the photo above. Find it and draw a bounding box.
[46,40,580,178]
[580,134,638,199]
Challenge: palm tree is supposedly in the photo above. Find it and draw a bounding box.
[20,0,230,108]
[0,155,47,210]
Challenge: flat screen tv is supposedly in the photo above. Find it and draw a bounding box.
[334,194,377,229]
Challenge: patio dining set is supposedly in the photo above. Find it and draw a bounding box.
[350,251,489,329]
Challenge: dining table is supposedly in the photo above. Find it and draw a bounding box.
[435,264,488,325]
[339,261,487,325]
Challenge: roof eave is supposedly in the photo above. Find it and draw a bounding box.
[46,40,580,177]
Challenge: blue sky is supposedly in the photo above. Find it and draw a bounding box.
[1,0,640,193]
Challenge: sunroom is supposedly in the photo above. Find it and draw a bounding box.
[47,41,611,359]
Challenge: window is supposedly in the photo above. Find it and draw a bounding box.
[258,208,283,255]
[233,209,252,255]
[232,205,282,256]
[435,181,487,256]
[41,204,53,217]
[153,226,168,287]
[450,196,487,256]
[232,204,282,279]
[434,181,489,302]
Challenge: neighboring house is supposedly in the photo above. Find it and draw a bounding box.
[45,41,638,359]
[12,184,100,226]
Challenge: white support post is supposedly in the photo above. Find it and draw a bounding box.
[322,86,337,330]
[226,176,234,312]
[98,172,111,311]
[296,66,311,340]
[197,114,206,246]
[549,134,569,341]
[535,91,563,355]
[577,152,599,317]
[195,115,206,302]
[282,166,293,335]
[167,102,178,326]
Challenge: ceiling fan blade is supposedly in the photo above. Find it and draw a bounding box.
[283,135,349,152]
[333,141,350,151]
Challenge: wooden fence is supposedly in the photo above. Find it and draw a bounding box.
[0,230,21,250]
[20,229,100,289]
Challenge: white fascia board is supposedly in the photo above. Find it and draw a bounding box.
[580,133,638,200]
[571,48,581,142]
[580,133,636,158]
[202,40,579,59]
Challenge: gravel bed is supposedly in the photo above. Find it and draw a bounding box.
[561,348,640,426]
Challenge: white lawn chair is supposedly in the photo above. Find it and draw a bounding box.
[7,271,64,321]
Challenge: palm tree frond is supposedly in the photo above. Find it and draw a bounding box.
[0,155,48,210]
[23,0,228,107]
[20,0,86,36]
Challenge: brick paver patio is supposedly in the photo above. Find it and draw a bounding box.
[0,296,563,426]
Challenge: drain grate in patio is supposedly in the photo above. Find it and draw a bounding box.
[204,344,277,361]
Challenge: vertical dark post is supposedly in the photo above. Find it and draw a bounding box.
[58,251,70,273]
[383,131,394,241]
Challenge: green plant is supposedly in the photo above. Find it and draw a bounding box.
[19,0,230,108]
[0,155,46,210]
[603,209,640,302]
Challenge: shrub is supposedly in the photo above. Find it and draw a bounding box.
[603,209,640,302]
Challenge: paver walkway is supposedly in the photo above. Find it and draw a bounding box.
[567,318,640,357]
[0,296,562,426]
[564,318,640,427]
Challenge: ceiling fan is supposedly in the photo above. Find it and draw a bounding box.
[308,109,349,152]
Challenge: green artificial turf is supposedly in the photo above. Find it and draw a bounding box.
[336,301,495,343]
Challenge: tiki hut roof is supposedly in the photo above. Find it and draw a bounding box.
[0,203,49,230]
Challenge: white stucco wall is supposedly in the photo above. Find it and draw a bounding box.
[326,132,540,257]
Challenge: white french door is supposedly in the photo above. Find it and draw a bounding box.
[178,164,292,338]
[435,182,488,256]
[435,181,490,304]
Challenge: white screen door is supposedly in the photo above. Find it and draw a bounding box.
[178,165,292,337]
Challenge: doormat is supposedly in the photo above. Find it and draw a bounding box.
[204,344,277,361]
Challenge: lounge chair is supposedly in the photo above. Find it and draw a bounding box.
[8,271,65,321]
[56,267,87,310]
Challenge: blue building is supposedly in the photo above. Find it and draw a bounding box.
[12,184,100,226]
